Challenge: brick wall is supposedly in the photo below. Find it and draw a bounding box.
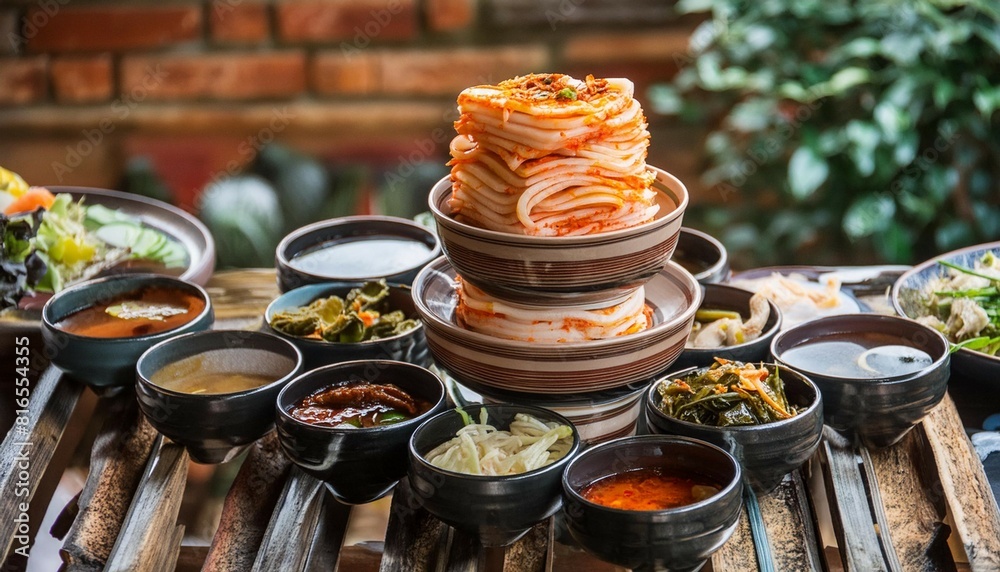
[0,0,702,212]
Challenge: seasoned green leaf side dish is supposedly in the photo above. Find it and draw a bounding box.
[270,279,418,343]
[917,253,1000,356]
[656,359,797,427]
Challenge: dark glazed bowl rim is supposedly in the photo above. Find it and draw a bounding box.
[276,359,447,434]
[264,281,424,349]
[770,313,951,383]
[275,215,441,282]
[409,403,582,481]
[644,363,821,433]
[684,284,783,352]
[561,434,742,515]
[678,227,729,283]
[137,330,304,398]
[41,273,213,344]
[427,165,689,245]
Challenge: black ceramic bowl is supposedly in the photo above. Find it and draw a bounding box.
[136,330,303,464]
[408,403,582,546]
[275,215,441,292]
[644,363,822,492]
[276,360,447,504]
[561,435,743,572]
[771,314,951,448]
[264,281,429,371]
[673,283,782,371]
[674,227,730,284]
[41,274,214,389]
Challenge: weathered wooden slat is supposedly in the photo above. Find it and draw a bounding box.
[251,467,325,572]
[0,366,83,561]
[921,394,1000,570]
[503,519,553,572]
[865,430,954,572]
[380,479,449,572]
[819,427,888,572]
[758,471,825,572]
[105,438,189,572]
[711,503,756,571]
[445,528,484,572]
[201,431,292,572]
[59,394,158,571]
[302,490,353,571]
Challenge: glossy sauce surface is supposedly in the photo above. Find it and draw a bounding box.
[580,468,721,511]
[55,286,204,338]
[290,381,431,428]
[149,349,294,394]
[290,238,433,278]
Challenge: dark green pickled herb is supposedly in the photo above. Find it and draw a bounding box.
[656,359,797,427]
[270,279,418,343]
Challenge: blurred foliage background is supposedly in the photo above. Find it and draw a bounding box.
[650,0,1000,267]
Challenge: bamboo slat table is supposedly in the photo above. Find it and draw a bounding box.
[2,268,1000,572]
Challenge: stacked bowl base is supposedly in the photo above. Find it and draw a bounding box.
[416,167,701,444]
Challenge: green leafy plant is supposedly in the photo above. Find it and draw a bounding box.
[651,0,1000,266]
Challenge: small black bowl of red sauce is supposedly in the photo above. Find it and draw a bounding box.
[561,435,743,571]
[275,359,447,504]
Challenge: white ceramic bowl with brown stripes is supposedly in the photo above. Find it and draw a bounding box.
[428,166,689,306]
[412,257,702,395]
[446,372,648,446]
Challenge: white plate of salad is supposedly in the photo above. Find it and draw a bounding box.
[1,168,215,310]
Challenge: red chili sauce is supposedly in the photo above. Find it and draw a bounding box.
[580,468,721,511]
[289,381,431,428]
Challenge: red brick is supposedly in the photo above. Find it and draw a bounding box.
[562,30,692,64]
[277,0,417,43]
[25,6,201,53]
[211,2,270,43]
[120,53,307,101]
[312,51,380,95]
[377,46,549,96]
[0,56,47,105]
[425,0,474,32]
[50,54,113,103]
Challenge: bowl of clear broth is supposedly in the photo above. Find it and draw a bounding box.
[136,330,304,464]
[561,434,743,572]
[275,215,440,293]
[275,359,447,504]
[41,274,214,389]
[771,313,951,448]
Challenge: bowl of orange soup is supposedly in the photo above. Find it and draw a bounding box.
[41,274,214,389]
[561,435,743,571]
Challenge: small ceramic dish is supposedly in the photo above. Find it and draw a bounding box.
[428,166,689,305]
[672,283,782,371]
[892,241,1000,382]
[645,363,823,492]
[136,330,303,464]
[41,274,214,389]
[408,403,582,546]
[771,313,951,448]
[561,434,743,571]
[275,360,447,504]
[412,257,702,394]
[275,215,440,292]
[263,281,429,371]
[675,227,730,284]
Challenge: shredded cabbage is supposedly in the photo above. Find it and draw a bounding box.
[425,411,573,476]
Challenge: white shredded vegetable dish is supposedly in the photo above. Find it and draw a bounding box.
[425,409,574,476]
